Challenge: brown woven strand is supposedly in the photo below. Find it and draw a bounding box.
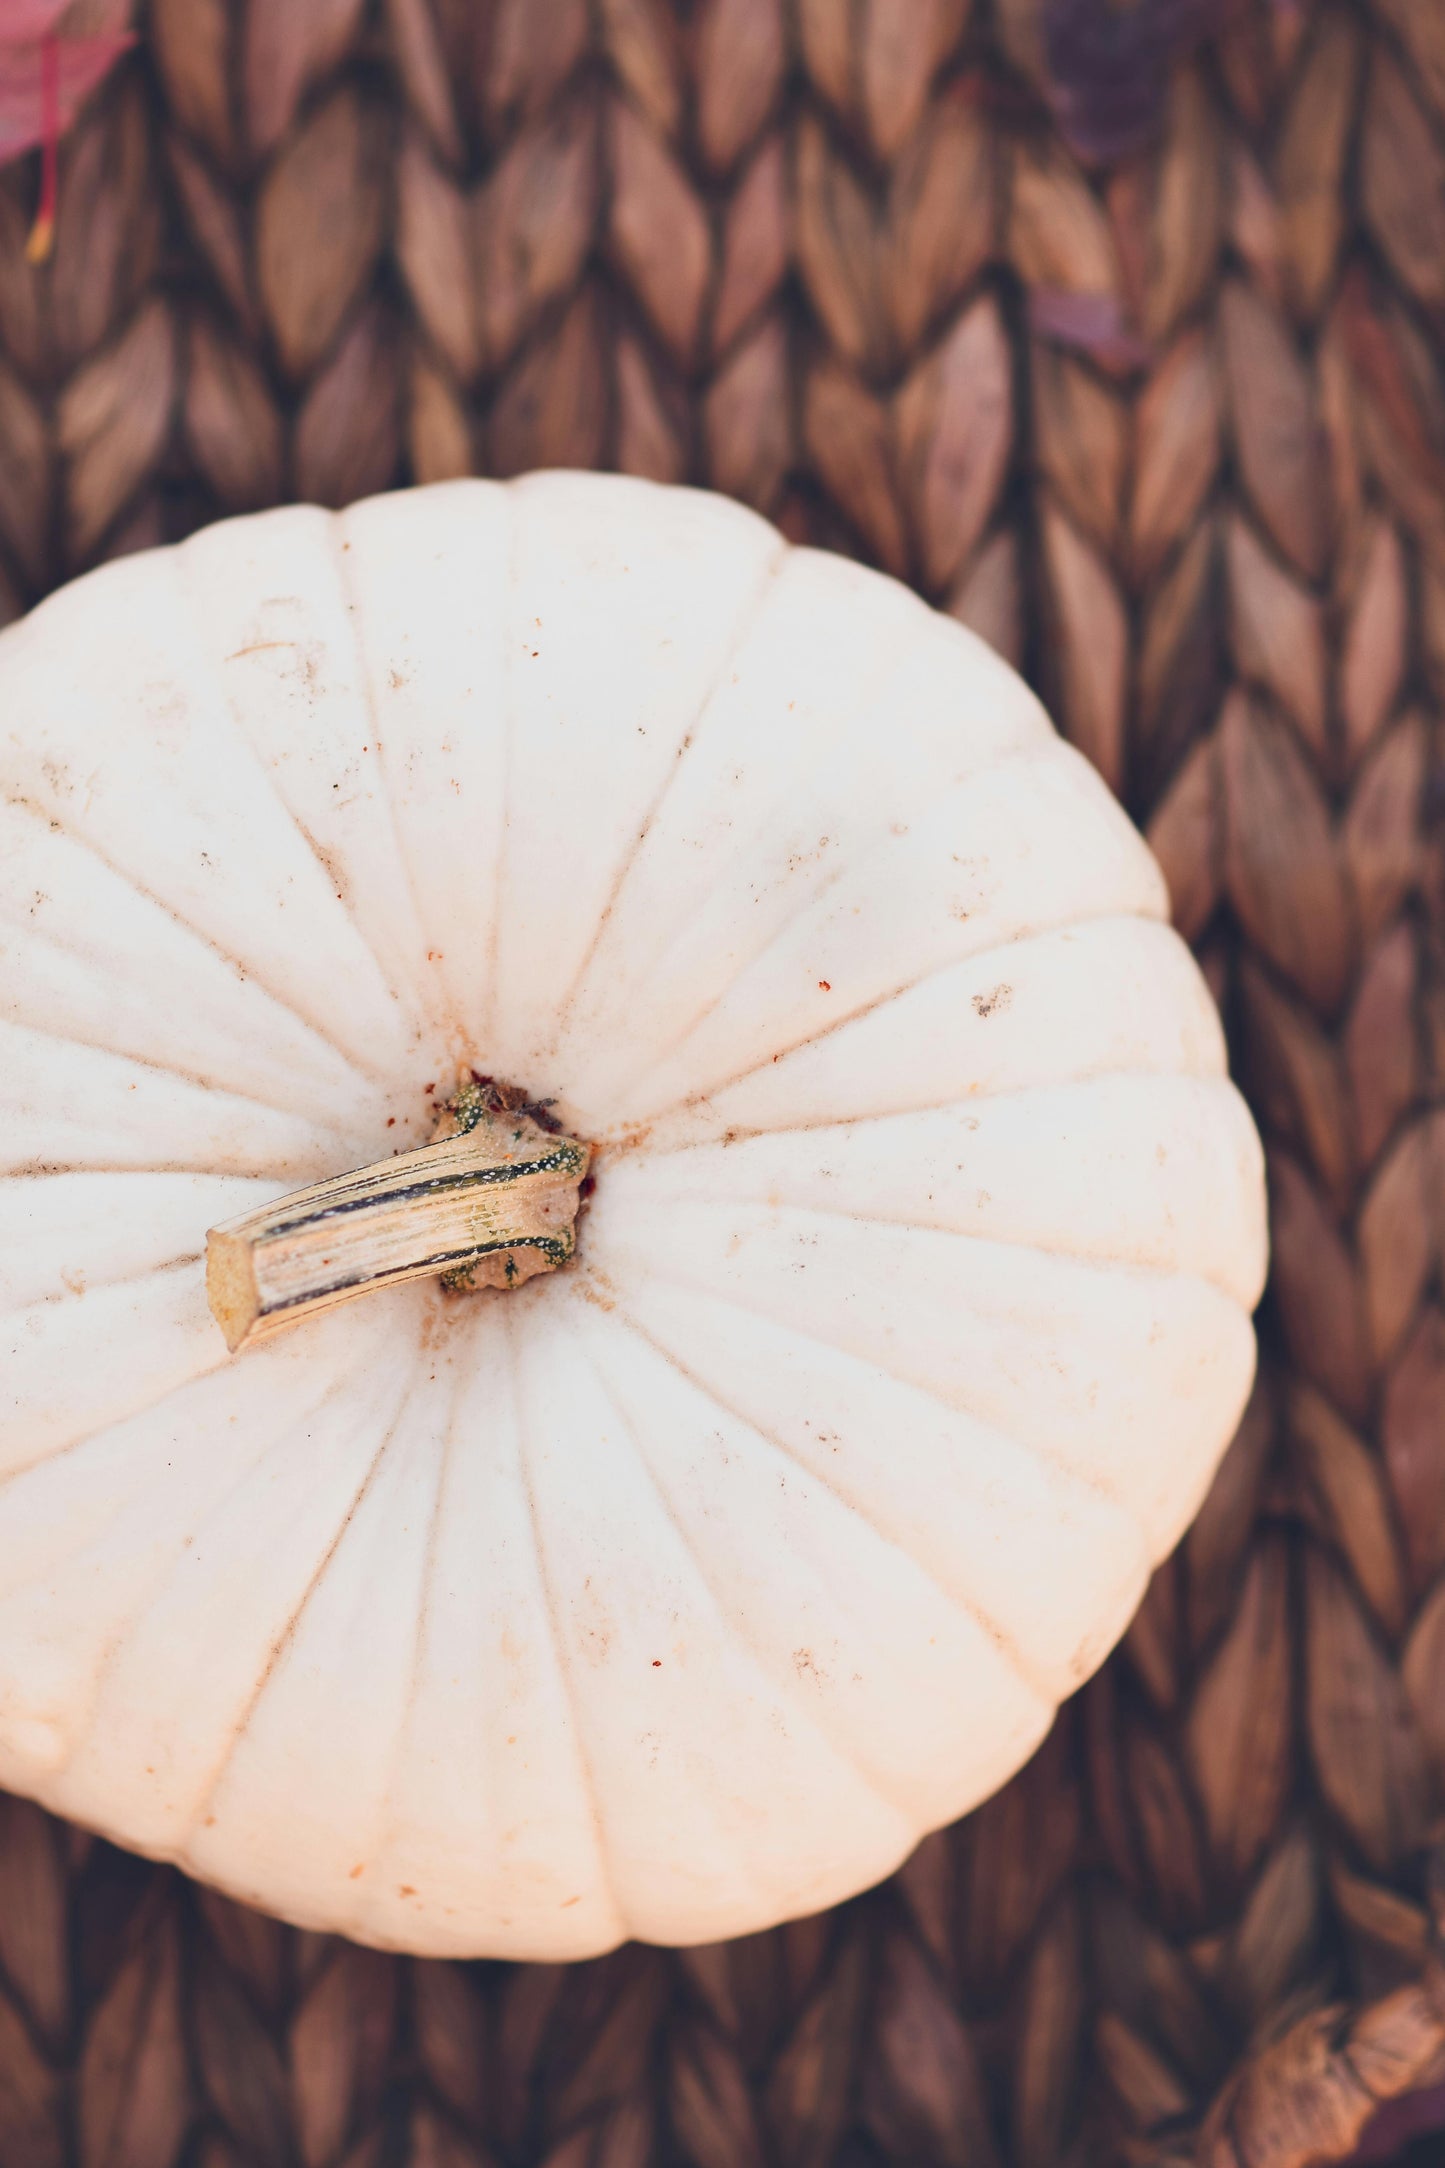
[0,1,1443,2163]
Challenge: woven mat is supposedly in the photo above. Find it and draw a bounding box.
[1,1,1443,2163]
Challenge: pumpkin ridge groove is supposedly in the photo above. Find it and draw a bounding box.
[588,1290,1061,1715]
[168,537,426,1051]
[176,1351,423,1859]
[550,534,792,1034]
[0,788,392,1098]
[479,494,519,1055]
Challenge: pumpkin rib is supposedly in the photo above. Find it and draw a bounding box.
[175,1348,424,1863]
[548,532,793,1034]
[0,781,399,1095]
[584,1294,1062,1722]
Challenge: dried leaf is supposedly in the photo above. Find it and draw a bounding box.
[184,316,283,511]
[668,2019,764,2168]
[1131,328,1220,581]
[384,0,462,166]
[292,304,400,508]
[1340,518,1408,770]
[1275,11,1360,322]
[1185,1376,1277,1658]
[705,314,790,511]
[148,0,233,166]
[608,99,710,367]
[1226,516,1326,761]
[600,0,681,136]
[0,1799,67,2049]
[1345,713,1427,953]
[290,1948,396,2168]
[1237,959,1352,1203]
[0,354,49,585]
[1229,140,1283,311]
[795,0,852,118]
[397,131,480,384]
[1373,0,1445,123]
[1289,1384,1407,1639]
[1222,1827,1321,2030]
[896,295,1011,591]
[1013,1898,1085,2168]
[195,1892,286,2021]
[79,1912,189,2168]
[1185,1538,1293,1888]
[1147,732,1220,941]
[1032,343,1125,549]
[1096,2011,1191,2132]
[193,1955,290,2159]
[1304,1546,1428,1873]
[794,115,888,376]
[0,1989,62,2168]
[945,528,1023,667]
[1141,69,1222,345]
[1402,1578,1445,1783]
[615,331,686,485]
[1383,1307,1445,1595]
[475,100,597,373]
[893,1830,957,1984]
[57,298,174,561]
[1330,1859,1431,2001]
[1135,515,1222,794]
[1347,926,1419,1169]
[1123,1555,1181,1712]
[1220,279,1330,582]
[1268,1151,1371,1424]
[256,89,386,381]
[694,0,784,174]
[803,359,906,574]
[885,88,995,352]
[1041,498,1128,791]
[960,1719,1080,1998]
[862,1933,997,2168]
[859,0,970,161]
[712,135,786,357]
[49,87,159,374]
[483,0,590,131]
[1362,51,1445,314]
[766,1938,866,2168]
[488,288,606,478]
[1221,692,1351,1014]
[1010,136,1121,299]
[166,138,253,331]
[245,0,365,159]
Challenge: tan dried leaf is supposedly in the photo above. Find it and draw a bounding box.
[1146,734,1221,943]
[384,0,463,166]
[896,295,1011,591]
[615,333,687,485]
[1330,1859,1431,1998]
[1131,329,1221,582]
[246,0,366,160]
[167,139,254,332]
[411,1963,487,2127]
[1185,1375,1277,1659]
[397,132,480,385]
[1304,1546,1428,1873]
[608,100,711,367]
[1237,959,1352,1204]
[1402,1578,1445,1782]
[1358,1120,1434,1370]
[1220,693,1351,1013]
[195,1892,286,2020]
[795,116,888,376]
[0,1801,67,2050]
[668,2019,765,2168]
[1226,517,1326,760]
[484,0,590,129]
[0,180,44,381]
[695,0,785,174]
[476,101,597,374]
[1010,138,1120,299]
[946,528,1023,669]
[0,1988,62,2168]
[706,314,791,511]
[1221,1827,1321,2030]
[1275,11,1360,321]
[601,0,683,137]
[712,136,787,357]
[1012,1899,1085,2168]
[256,90,387,381]
[1220,279,1330,581]
[861,1931,997,2168]
[1095,2011,1191,2132]
[1142,70,1222,345]
[1373,0,1445,120]
[803,359,906,574]
[50,90,160,378]
[1268,1152,1371,1424]
[1343,712,1426,947]
[885,89,995,352]
[1135,517,1222,790]
[1362,52,1445,313]
[766,1938,866,2168]
[894,1830,957,1983]
[193,1955,290,2159]
[0,359,49,588]
[149,0,235,167]
[1339,517,1408,769]
[960,1720,1079,1996]
[1040,501,1127,792]
[57,301,175,564]
[290,1948,396,2168]
[79,1914,189,2168]
[488,289,606,477]
[293,306,401,509]
[795,0,852,116]
[1185,1538,1293,1887]
[858,0,970,162]
[1382,1307,1445,1595]
[1346,925,1419,1168]
[1289,1384,1407,1638]
[1032,345,1125,551]
[1229,141,1283,312]
[184,318,283,512]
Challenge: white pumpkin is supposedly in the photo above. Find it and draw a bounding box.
[0,472,1266,1958]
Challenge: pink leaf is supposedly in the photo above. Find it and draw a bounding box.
[0,1,70,43]
[1028,287,1152,369]
[0,29,132,159]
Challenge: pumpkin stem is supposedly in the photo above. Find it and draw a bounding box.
[205,1108,592,1354]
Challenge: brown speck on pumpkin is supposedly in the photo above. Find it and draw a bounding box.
[349,1863,365,1879]
[818,980,831,991]
[972,985,1012,1018]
